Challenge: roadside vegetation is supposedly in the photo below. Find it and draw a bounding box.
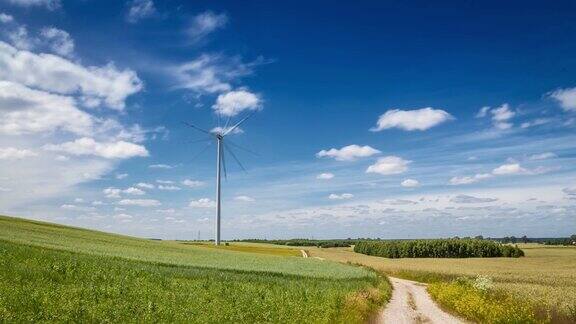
[239,239,354,248]
[0,215,391,323]
[310,244,576,323]
[354,239,524,258]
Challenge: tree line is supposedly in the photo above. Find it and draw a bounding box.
[354,239,525,258]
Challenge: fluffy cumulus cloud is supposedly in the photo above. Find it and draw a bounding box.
[39,27,74,57]
[126,0,156,23]
[0,41,142,110]
[371,107,452,131]
[316,173,334,180]
[548,87,576,112]
[5,0,60,10]
[492,163,527,175]
[401,179,420,188]
[529,152,557,160]
[44,137,148,159]
[366,156,410,175]
[189,198,216,208]
[136,182,155,189]
[118,199,161,207]
[0,13,14,23]
[182,179,204,187]
[449,173,492,185]
[0,81,93,135]
[0,147,37,160]
[158,185,180,191]
[234,195,255,202]
[172,54,254,94]
[211,126,243,135]
[450,194,498,204]
[212,89,261,117]
[328,193,354,200]
[316,144,380,161]
[477,104,516,130]
[188,11,227,43]
[148,164,173,169]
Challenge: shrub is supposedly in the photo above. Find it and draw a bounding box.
[428,277,536,323]
[354,239,524,258]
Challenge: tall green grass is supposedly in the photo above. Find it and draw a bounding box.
[0,215,390,322]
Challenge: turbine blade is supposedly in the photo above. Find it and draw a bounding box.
[182,121,212,136]
[223,110,257,136]
[226,139,260,157]
[220,143,228,180]
[188,141,212,163]
[224,143,247,173]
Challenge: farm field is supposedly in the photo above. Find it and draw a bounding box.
[308,244,576,322]
[0,215,390,323]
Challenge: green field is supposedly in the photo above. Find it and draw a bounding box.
[0,215,390,323]
[310,244,576,322]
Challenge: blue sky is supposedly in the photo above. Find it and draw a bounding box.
[0,0,575,239]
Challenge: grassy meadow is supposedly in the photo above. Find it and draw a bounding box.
[0,215,390,323]
[309,244,576,323]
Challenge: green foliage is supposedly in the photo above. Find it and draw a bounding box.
[0,215,369,279]
[239,239,353,248]
[428,277,538,323]
[0,215,391,323]
[0,241,384,323]
[354,239,524,258]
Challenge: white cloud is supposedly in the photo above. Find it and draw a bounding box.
[182,179,204,187]
[549,87,576,112]
[172,54,254,94]
[366,156,410,175]
[156,208,175,214]
[316,144,380,161]
[316,173,334,180]
[127,0,156,23]
[123,187,145,195]
[371,107,452,131]
[156,180,173,184]
[44,137,148,159]
[0,41,142,110]
[116,173,128,179]
[158,185,180,191]
[450,194,498,204]
[234,195,254,202]
[91,200,104,206]
[188,11,227,43]
[103,187,122,198]
[211,126,243,135]
[0,81,93,135]
[0,13,14,23]
[449,173,492,185]
[136,182,155,189]
[60,204,96,212]
[401,179,420,188]
[328,193,354,200]
[475,106,490,118]
[118,199,160,207]
[0,147,37,160]
[149,164,173,169]
[189,198,216,208]
[212,89,261,117]
[529,152,557,161]
[491,104,515,130]
[5,0,60,10]
[563,187,576,199]
[113,213,133,223]
[39,27,74,57]
[492,163,527,175]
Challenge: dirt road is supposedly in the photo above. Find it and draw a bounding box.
[378,277,466,324]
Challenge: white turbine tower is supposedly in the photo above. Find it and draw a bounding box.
[183,112,255,245]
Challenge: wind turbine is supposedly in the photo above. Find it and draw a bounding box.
[183,112,255,245]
